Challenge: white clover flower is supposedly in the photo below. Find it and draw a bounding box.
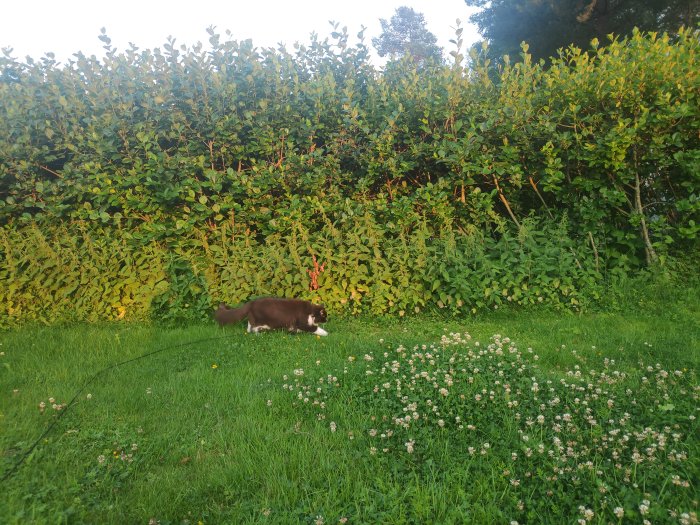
[639,500,650,515]
[578,506,594,521]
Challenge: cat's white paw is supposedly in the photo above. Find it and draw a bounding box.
[314,327,328,336]
[249,323,270,334]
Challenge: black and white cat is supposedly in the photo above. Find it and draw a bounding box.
[214,297,328,336]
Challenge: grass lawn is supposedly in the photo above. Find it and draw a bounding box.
[1,300,698,524]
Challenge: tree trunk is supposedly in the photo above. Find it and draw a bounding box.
[634,171,658,266]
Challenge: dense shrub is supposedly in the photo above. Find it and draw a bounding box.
[0,216,600,326]
[0,27,697,324]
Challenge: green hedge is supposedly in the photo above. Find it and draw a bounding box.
[1,28,698,258]
[0,27,697,324]
[0,216,600,326]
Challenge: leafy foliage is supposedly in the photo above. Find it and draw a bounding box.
[371,6,444,64]
[0,216,601,327]
[149,255,212,323]
[464,0,700,62]
[0,27,698,323]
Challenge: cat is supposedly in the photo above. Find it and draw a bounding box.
[214,297,328,336]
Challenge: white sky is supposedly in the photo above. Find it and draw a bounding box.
[1,0,481,64]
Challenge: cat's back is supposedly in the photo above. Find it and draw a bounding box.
[248,297,310,324]
[250,297,309,309]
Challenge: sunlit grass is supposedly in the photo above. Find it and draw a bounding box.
[1,305,698,524]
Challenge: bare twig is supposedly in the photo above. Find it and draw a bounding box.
[492,175,521,228]
[529,175,553,219]
[38,165,62,179]
[588,231,600,273]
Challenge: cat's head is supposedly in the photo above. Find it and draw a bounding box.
[314,304,328,323]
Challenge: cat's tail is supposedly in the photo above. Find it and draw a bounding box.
[214,302,249,326]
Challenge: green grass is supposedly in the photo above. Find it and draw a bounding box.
[1,299,698,524]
